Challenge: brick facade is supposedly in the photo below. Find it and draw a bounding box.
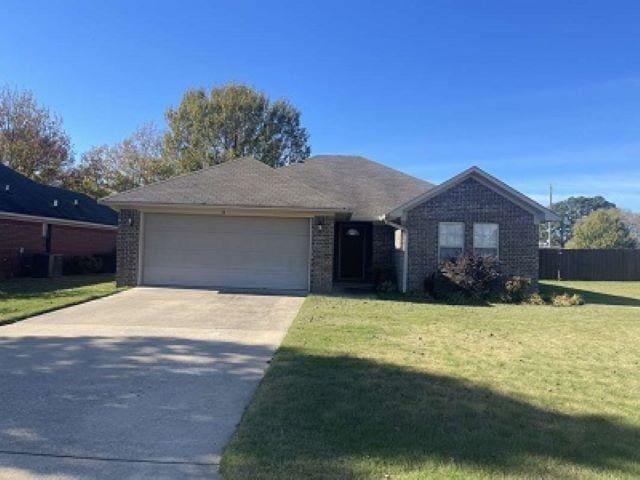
[0,219,45,278]
[371,224,395,278]
[115,209,141,287]
[0,217,116,278]
[50,225,116,256]
[404,177,539,291]
[310,216,334,292]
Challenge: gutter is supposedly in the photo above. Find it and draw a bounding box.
[381,215,409,293]
[0,211,117,230]
[99,200,348,216]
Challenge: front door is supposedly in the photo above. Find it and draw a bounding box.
[339,223,366,280]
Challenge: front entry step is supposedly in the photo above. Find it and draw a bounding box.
[332,282,375,295]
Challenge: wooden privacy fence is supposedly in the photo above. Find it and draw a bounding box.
[539,248,640,280]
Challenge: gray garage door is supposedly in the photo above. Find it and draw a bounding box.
[142,214,310,290]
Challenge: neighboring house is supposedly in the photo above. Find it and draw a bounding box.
[102,155,558,293]
[0,164,118,278]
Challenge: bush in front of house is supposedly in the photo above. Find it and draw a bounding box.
[550,292,585,306]
[62,255,104,275]
[373,267,397,293]
[525,292,547,305]
[502,275,532,303]
[426,253,502,302]
[422,254,584,306]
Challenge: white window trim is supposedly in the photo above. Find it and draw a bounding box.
[473,222,499,259]
[438,221,465,262]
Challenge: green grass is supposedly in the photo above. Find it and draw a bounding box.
[221,281,640,480]
[0,274,121,326]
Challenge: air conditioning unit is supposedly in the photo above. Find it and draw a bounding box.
[32,253,64,277]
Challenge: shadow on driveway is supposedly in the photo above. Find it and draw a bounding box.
[0,335,279,479]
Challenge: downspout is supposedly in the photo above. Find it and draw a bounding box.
[381,215,409,293]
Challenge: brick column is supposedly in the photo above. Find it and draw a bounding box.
[116,209,140,287]
[310,216,334,293]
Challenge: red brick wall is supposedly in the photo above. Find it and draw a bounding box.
[404,177,538,291]
[0,218,45,278]
[50,225,116,256]
[0,218,117,278]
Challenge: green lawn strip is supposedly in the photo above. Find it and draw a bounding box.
[221,281,640,480]
[0,274,123,326]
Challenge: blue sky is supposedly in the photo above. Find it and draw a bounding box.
[2,1,639,209]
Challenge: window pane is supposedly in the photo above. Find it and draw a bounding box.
[474,223,498,249]
[475,247,498,258]
[439,247,463,262]
[439,223,464,247]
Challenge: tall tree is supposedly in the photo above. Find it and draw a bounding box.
[567,209,636,249]
[0,87,72,183]
[619,209,640,245]
[63,145,113,198]
[109,123,174,192]
[164,83,310,171]
[542,195,616,247]
[64,124,173,198]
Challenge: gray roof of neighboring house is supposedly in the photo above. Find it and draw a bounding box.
[102,157,348,211]
[0,163,117,226]
[282,155,434,220]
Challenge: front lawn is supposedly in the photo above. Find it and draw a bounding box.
[221,281,640,479]
[0,274,120,326]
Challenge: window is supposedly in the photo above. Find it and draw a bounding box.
[474,223,499,258]
[438,222,464,262]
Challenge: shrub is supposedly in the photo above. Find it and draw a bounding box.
[63,255,103,275]
[438,254,502,300]
[526,292,547,305]
[551,293,585,307]
[424,272,463,300]
[377,280,397,293]
[502,276,532,303]
[373,267,397,293]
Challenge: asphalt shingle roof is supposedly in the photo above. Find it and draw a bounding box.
[103,157,347,211]
[282,155,434,219]
[0,164,117,226]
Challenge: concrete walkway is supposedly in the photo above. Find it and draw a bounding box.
[0,287,304,479]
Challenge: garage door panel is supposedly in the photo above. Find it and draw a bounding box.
[145,215,309,236]
[145,233,309,254]
[146,251,308,270]
[143,263,308,288]
[142,214,310,290]
[142,268,307,290]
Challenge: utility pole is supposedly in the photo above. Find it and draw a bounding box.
[547,184,553,247]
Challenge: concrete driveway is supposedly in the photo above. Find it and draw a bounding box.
[0,287,304,480]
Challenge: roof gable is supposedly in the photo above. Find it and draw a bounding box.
[102,157,348,212]
[388,166,559,222]
[0,164,117,225]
